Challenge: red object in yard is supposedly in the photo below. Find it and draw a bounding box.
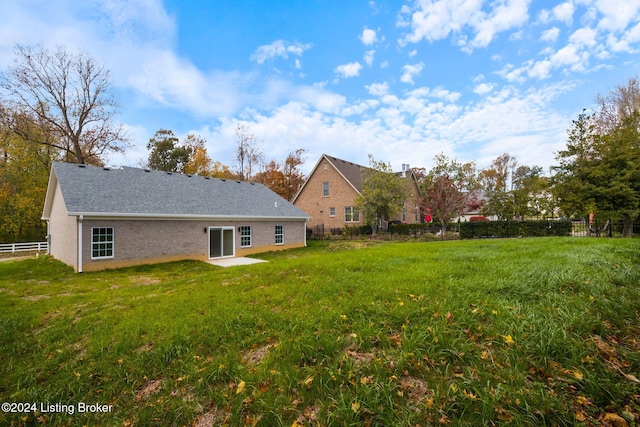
[425,208,432,223]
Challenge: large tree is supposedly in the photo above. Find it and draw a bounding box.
[355,155,406,234]
[253,148,307,200]
[553,110,640,237]
[595,76,640,133]
[0,107,58,241]
[422,153,479,238]
[479,153,518,219]
[183,134,212,176]
[424,175,467,239]
[0,45,128,165]
[235,123,263,181]
[146,129,191,173]
[511,165,551,220]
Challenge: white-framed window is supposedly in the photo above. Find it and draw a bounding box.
[240,225,252,247]
[329,207,336,217]
[344,207,360,222]
[91,227,114,259]
[322,182,329,197]
[275,225,284,245]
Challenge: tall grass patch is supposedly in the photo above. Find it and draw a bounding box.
[1,237,639,426]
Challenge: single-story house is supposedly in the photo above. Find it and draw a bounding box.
[42,162,310,272]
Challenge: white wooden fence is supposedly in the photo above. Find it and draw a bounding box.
[0,241,48,253]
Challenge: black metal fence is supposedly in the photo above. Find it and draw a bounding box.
[308,219,640,240]
[569,219,640,237]
[458,220,573,239]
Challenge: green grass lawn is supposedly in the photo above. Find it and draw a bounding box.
[1,237,639,426]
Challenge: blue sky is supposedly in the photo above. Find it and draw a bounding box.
[1,0,639,174]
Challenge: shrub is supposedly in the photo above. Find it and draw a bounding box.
[459,220,573,239]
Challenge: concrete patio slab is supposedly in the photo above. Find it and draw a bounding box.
[207,257,268,268]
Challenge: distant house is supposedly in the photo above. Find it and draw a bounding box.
[42,162,309,272]
[291,154,423,234]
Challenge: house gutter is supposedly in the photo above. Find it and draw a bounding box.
[65,212,310,221]
[77,215,83,273]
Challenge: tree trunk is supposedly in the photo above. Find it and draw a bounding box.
[623,216,634,237]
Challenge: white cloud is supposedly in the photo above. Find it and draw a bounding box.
[595,0,640,32]
[552,2,574,25]
[540,27,560,43]
[527,59,552,79]
[468,0,530,50]
[198,78,575,177]
[334,62,362,78]
[400,62,424,85]
[128,49,248,117]
[360,27,378,45]
[251,40,312,64]
[366,82,390,96]
[399,0,531,51]
[474,82,494,94]
[569,27,597,47]
[364,49,376,66]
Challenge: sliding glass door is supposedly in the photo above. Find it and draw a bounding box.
[209,227,235,258]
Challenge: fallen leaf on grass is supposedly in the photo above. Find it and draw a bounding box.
[603,412,629,427]
[236,380,246,394]
[135,379,162,402]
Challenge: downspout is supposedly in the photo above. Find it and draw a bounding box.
[304,220,308,247]
[77,215,83,273]
[45,220,51,255]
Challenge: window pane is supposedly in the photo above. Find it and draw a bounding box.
[92,227,114,259]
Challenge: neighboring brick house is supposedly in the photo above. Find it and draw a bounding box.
[291,154,423,234]
[42,162,309,272]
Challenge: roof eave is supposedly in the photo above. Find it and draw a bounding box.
[65,212,310,221]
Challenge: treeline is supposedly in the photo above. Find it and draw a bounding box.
[144,125,306,202]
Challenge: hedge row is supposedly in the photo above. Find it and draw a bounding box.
[388,220,573,239]
[459,220,573,239]
[388,223,443,235]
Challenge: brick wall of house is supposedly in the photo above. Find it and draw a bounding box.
[396,175,423,224]
[293,158,362,231]
[78,219,306,271]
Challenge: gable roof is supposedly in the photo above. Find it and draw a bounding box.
[291,154,366,203]
[324,155,366,192]
[43,162,309,220]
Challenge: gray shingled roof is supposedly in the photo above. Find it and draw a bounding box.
[49,162,309,219]
[323,155,365,192]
